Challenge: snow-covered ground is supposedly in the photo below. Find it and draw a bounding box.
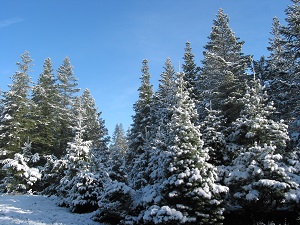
[0,194,101,225]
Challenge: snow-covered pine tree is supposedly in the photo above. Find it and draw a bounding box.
[0,51,33,158]
[78,89,110,173]
[224,79,297,214]
[266,17,288,82]
[2,140,41,193]
[264,16,293,124]
[228,79,289,156]
[198,9,251,123]
[108,123,127,182]
[270,0,300,148]
[201,107,227,166]
[127,59,154,189]
[281,0,300,81]
[146,58,177,184]
[150,58,176,136]
[57,102,104,213]
[111,123,128,155]
[56,57,80,152]
[142,72,228,225]
[91,125,130,224]
[182,42,200,101]
[124,59,177,224]
[79,89,108,148]
[31,58,62,156]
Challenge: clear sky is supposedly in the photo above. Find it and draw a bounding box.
[0,1,290,136]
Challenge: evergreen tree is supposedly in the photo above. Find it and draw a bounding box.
[31,58,61,156]
[151,58,176,135]
[108,123,127,182]
[269,0,300,147]
[57,57,80,108]
[227,79,289,158]
[79,89,109,149]
[127,59,153,188]
[264,17,293,122]
[57,102,95,209]
[182,42,200,100]
[0,51,33,157]
[56,57,80,153]
[198,9,251,123]
[111,123,128,155]
[142,73,228,225]
[281,0,300,81]
[74,89,110,173]
[224,79,295,214]
[201,107,227,166]
[2,140,41,193]
[266,17,288,81]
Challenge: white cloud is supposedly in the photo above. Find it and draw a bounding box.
[0,17,23,28]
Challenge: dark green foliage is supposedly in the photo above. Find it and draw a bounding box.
[127,59,154,188]
[0,51,33,157]
[31,58,61,156]
[198,9,251,123]
[56,57,80,153]
[182,42,201,101]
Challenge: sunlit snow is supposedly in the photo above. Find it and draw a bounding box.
[0,194,100,225]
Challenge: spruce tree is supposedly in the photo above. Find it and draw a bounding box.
[264,17,292,124]
[182,42,200,101]
[266,17,288,81]
[110,123,128,155]
[151,58,176,135]
[72,91,109,173]
[31,58,61,156]
[56,57,80,152]
[79,89,109,150]
[108,123,127,182]
[224,79,296,214]
[127,59,153,189]
[270,0,300,147]
[0,51,33,157]
[57,102,95,210]
[142,73,227,225]
[198,9,251,123]
[201,107,227,166]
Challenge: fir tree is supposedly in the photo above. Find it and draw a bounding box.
[201,107,227,166]
[198,9,251,123]
[142,73,228,225]
[182,42,200,101]
[57,102,94,209]
[31,58,61,156]
[108,124,127,182]
[0,51,33,157]
[266,17,288,81]
[264,17,292,122]
[2,140,41,193]
[111,123,128,155]
[224,79,296,214]
[127,59,153,189]
[270,0,300,147]
[151,58,176,135]
[56,57,80,153]
[75,89,110,173]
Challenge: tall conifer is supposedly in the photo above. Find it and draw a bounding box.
[199,9,251,123]
[127,59,153,188]
[31,58,61,156]
[0,51,33,157]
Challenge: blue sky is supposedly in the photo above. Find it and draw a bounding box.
[0,1,289,136]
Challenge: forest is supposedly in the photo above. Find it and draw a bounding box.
[1,1,300,225]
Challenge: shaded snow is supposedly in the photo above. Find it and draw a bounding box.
[0,194,100,225]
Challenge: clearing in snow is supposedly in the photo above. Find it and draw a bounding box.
[0,194,100,225]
